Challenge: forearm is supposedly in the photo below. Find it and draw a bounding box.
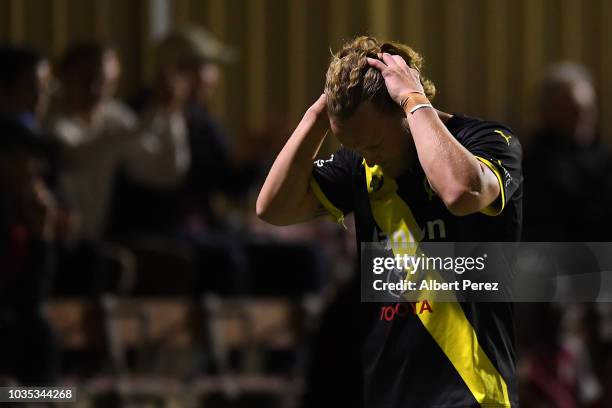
[256,109,327,225]
[406,107,487,214]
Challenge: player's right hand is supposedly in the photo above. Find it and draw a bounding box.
[367,53,425,107]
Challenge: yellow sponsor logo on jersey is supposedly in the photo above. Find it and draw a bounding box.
[494,129,512,145]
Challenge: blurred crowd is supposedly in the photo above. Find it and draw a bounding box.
[1,25,612,407]
[519,62,612,408]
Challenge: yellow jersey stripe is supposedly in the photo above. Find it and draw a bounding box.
[476,156,505,216]
[364,163,511,407]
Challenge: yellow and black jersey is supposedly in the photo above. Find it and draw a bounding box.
[311,114,523,407]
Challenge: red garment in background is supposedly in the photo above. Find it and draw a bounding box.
[527,346,579,408]
[1,224,29,275]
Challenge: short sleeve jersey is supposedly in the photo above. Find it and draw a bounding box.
[311,114,523,408]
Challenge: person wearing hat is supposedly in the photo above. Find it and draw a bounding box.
[111,26,254,295]
[159,25,242,231]
[116,26,241,237]
[156,25,236,109]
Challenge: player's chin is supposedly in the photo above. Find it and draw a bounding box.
[366,157,384,167]
[376,157,393,167]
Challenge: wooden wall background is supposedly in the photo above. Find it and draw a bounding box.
[1,0,611,145]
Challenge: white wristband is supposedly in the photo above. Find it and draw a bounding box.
[409,103,434,114]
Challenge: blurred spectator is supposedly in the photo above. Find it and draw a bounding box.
[0,45,52,129]
[520,61,611,407]
[43,42,191,296]
[523,62,612,241]
[110,27,207,237]
[564,304,604,406]
[108,27,251,295]
[161,26,245,229]
[117,25,258,237]
[517,304,579,408]
[46,42,190,240]
[0,115,59,385]
[517,303,603,408]
[0,45,62,190]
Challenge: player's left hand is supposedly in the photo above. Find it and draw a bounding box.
[366,53,425,106]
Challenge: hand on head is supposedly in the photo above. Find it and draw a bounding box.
[305,93,329,130]
[308,93,328,116]
[366,53,425,107]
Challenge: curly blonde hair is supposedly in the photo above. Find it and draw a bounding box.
[325,36,436,120]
